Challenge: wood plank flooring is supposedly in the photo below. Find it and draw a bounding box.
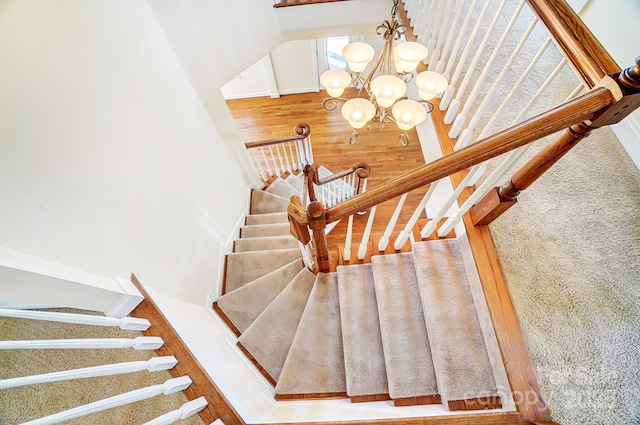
[227,90,436,270]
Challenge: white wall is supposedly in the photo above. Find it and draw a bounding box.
[146,0,286,184]
[0,0,251,305]
[272,40,320,95]
[579,0,640,168]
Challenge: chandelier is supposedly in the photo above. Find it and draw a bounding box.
[319,0,448,146]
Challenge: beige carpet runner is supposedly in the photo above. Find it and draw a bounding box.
[215,176,502,410]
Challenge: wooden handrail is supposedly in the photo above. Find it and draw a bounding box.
[244,123,310,149]
[315,163,370,185]
[524,0,620,88]
[322,87,614,223]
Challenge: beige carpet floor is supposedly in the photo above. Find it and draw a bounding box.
[489,126,640,425]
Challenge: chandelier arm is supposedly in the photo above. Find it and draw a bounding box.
[399,132,410,147]
[323,98,348,111]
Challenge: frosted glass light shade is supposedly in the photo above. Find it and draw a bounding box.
[341,98,376,129]
[415,71,448,100]
[395,42,428,73]
[370,75,406,108]
[320,69,352,98]
[342,42,375,73]
[392,99,427,130]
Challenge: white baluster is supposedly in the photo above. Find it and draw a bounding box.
[449,0,525,138]
[267,146,280,178]
[434,0,467,74]
[251,149,267,182]
[0,356,178,390]
[421,165,481,238]
[437,83,585,236]
[280,143,292,174]
[142,397,208,425]
[0,308,150,331]
[0,336,163,350]
[378,193,408,251]
[295,139,304,169]
[305,135,314,164]
[478,38,556,138]
[299,241,315,271]
[260,147,273,177]
[288,142,298,171]
[343,215,354,262]
[358,204,377,261]
[440,0,494,112]
[275,144,286,174]
[393,182,438,250]
[427,0,457,68]
[22,376,192,425]
[425,0,448,53]
[455,14,537,150]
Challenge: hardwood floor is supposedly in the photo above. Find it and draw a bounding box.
[227,89,436,270]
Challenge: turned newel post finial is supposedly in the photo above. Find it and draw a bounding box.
[618,56,640,91]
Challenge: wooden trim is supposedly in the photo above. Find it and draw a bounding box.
[274,391,348,401]
[129,274,246,425]
[524,0,620,87]
[221,254,230,295]
[255,412,533,425]
[212,301,242,337]
[350,393,392,403]
[393,394,442,407]
[448,396,503,411]
[324,87,613,223]
[236,341,278,387]
[244,123,310,148]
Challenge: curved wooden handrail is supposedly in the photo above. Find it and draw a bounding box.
[322,86,614,223]
[524,0,620,88]
[244,123,310,149]
[315,163,371,185]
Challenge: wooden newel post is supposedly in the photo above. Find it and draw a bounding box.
[307,200,330,272]
[471,56,640,226]
[304,164,317,201]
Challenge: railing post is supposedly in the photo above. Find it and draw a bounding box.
[471,57,640,225]
[307,201,330,272]
[304,164,317,201]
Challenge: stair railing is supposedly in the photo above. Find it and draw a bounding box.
[0,306,207,424]
[288,76,635,271]
[244,123,312,186]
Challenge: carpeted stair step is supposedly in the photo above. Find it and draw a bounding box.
[337,264,390,402]
[265,177,300,199]
[284,173,303,192]
[245,212,289,225]
[234,235,299,252]
[250,189,289,214]
[237,268,316,385]
[214,259,304,335]
[240,222,291,238]
[275,273,347,400]
[224,248,301,294]
[371,253,440,406]
[412,240,501,410]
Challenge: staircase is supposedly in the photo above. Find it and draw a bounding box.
[214,173,506,411]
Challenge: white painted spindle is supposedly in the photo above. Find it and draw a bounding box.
[393,183,438,250]
[427,0,457,68]
[378,193,408,251]
[343,215,354,261]
[22,376,192,425]
[358,204,377,260]
[444,0,509,125]
[0,336,163,350]
[142,397,208,425]
[448,0,525,138]
[421,166,481,238]
[440,0,490,110]
[433,0,467,74]
[288,142,298,171]
[436,83,585,236]
[0,356,178,390]
[260,147,273,177]
[0,308,150,331]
